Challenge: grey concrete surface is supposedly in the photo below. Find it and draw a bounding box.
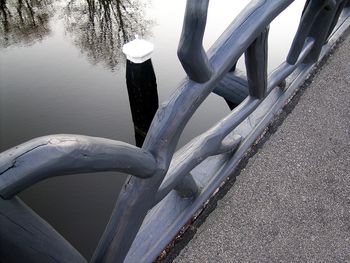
[174,35,350,262]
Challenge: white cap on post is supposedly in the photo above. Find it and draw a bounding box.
[122,35,154,64]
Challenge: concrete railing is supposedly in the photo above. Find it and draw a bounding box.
[1,0,350,262]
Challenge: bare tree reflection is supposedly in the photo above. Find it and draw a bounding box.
[64,0,153,70]
[0,0,54,48]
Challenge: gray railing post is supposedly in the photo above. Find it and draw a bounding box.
[303,0,343,63]
[245,26,269,99]
[287,0,338,64]
[326,0,348,40]
[177,0,212,83]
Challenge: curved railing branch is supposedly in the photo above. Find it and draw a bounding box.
[154,95,261,204]
[0,135,157,199]
[0,196,87,263]
[178,0,212,83]
[154,134,242,204]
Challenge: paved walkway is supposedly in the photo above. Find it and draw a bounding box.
[174,34,350,262]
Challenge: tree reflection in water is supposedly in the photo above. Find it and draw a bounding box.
[64,0,153,70]
[0,0,54,48]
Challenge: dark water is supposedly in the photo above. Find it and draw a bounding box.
[0,0,305,258]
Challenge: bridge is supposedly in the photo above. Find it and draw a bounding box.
[171,28,350,263]
[1,1,350,263]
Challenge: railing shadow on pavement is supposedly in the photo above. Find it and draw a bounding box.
[1,0,350,262]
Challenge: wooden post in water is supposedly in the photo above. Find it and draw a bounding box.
[123,36,159,147]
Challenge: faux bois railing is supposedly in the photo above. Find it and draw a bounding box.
[1,0,350,262]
